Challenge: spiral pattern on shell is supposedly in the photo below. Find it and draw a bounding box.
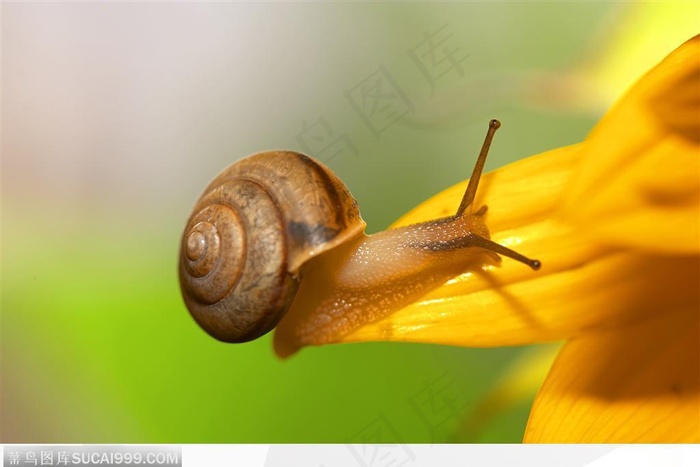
[179,151,365,343]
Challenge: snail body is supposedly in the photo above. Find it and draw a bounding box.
[179,120,540,350]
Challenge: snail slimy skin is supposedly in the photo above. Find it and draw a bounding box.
[179,119,540,353]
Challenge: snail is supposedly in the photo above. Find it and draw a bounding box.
[179,119,540,353]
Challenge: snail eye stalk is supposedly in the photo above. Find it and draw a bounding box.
[455,119,541,271]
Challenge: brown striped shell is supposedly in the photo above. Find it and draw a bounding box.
[178,151,366,342]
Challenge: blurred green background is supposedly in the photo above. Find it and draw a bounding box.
[3,1,695,443]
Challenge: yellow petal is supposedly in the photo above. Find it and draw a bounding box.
[273,144,578,355]
[523,306,699,443]
[563,35,700,254]
[572,3,700,111]
[337,143,698,347]
[342,251,698,347]
[273,37,699,356]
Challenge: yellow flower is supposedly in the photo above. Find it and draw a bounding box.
[274,35,700,442]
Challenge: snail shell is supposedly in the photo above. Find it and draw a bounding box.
[179,151,366,343]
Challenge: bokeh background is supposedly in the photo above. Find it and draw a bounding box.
[3,1,697,443]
